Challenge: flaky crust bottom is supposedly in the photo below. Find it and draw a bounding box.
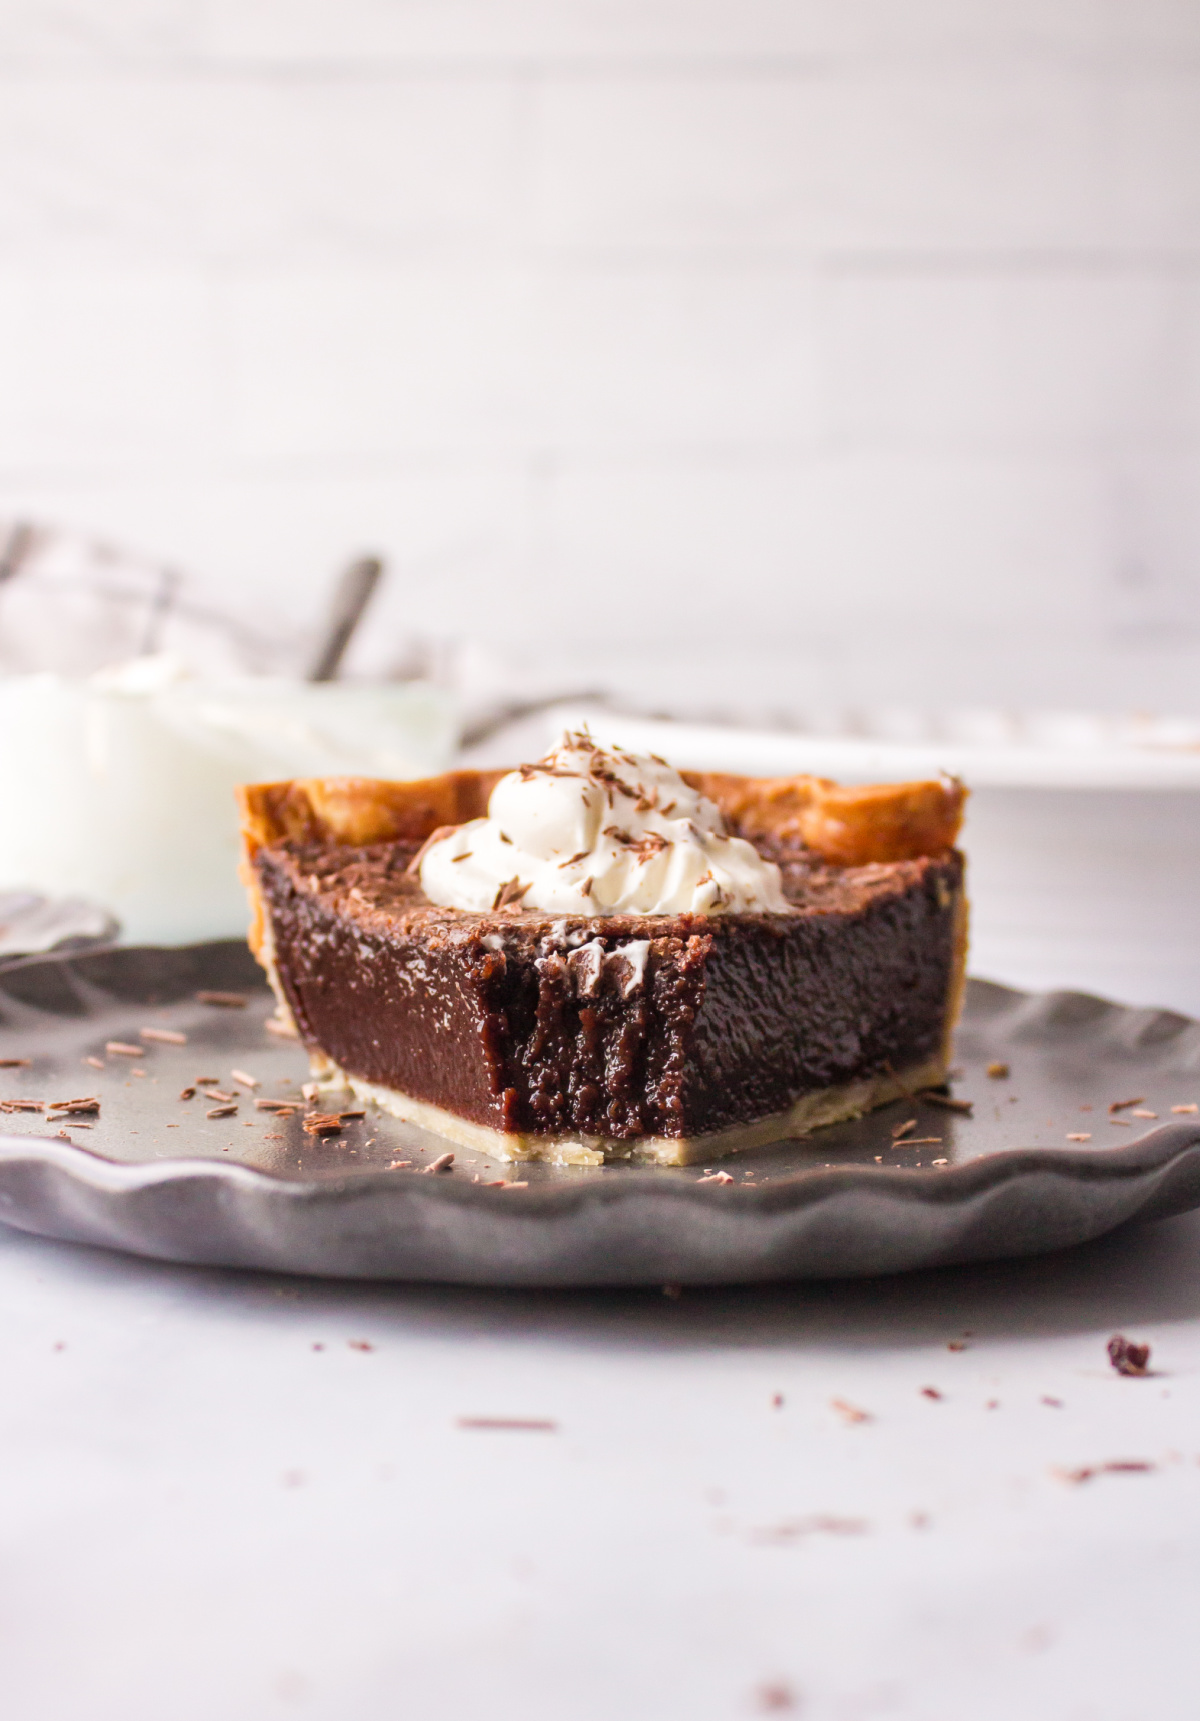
[306,1053,950,1168]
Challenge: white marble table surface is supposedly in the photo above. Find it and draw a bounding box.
[2,1172,1198,1721]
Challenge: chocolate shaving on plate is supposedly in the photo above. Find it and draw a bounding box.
[920,1090,973,1115]
[302,1113,344,1136]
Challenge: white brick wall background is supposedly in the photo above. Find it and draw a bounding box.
[1,0,1199,716]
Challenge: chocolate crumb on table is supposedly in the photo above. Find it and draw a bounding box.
[830,1397,873,1424]
[206,1104,237,1120]
[986,1061,1010,1078]
[1107,1334,1152,1377]
[0,1057,31,1068]
[1054,1459,1156,1485]
[140,1027,187,1045]
[196,991,247,1008]
[1109,1096,1145,1113]
[920,1387,943,1401]
[105,1041,142,1057]
[456,1416,557,1432]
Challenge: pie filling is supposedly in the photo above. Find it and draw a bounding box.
[241,737,967,1166]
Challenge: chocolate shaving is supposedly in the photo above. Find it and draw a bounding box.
[140,1027,187,1045]
[920,1386,943,1401]
[1107,1333,1151,1377]
[456,1416,557,1432]
[629,830,669,863]
[0,1058,31,1068]
[492,878,531,911]
[1108,1096,1145,1113]
[195,991,247,1009]
[105,1041,142,1057]
[47,1097,100,1114]
[558,850,590,868]
[422,1151,455,1174]
[830,1397,872,1425]
[203,1089,235,1104]
[230,1068,259,1089]
[302,1112,343,1136]
[986,1061,1009,1078]
[179,1087,196,1100]
[0,1098,44,1112]
[206,1104,237,1119]
[1055,1459,1156,1485]
[920,1090,973,1115]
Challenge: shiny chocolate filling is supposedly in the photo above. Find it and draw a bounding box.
[255,840,963,1141]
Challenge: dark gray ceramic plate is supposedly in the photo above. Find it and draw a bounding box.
[0,940,1198,1285]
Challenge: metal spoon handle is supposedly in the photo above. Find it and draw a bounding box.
[306,555,384,682]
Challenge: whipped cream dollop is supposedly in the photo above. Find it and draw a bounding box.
[419,731,791,917]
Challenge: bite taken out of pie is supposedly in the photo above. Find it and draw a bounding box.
[238,732,968,1167]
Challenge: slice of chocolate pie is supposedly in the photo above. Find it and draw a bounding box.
[239,733,967,1167]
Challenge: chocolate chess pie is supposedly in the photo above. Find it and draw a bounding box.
[240,734,966,1166]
